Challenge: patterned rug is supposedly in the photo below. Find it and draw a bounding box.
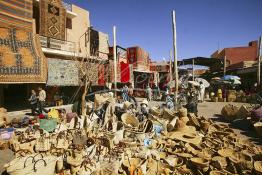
[40,0,66,40]
[0,0,33,31]
[0,28,47,83]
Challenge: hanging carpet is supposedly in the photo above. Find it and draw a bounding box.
[0,28,47,83]
[40,0,66,40]
[0,0,33,31]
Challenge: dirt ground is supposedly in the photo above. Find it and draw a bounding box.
[0,100,261,174]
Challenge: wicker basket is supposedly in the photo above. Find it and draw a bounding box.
[254,121,262,136]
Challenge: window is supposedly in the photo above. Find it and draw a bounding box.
[66,18,72,29]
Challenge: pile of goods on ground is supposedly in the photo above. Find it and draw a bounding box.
[0,99,262,175]
[221,104,262,137]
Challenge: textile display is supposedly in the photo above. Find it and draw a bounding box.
[79,61,99,85]
[0,0,33,31]
[98,64,105,85]
[0,28,47,83]
[40,0,66,40]
[120,62,130,83]
[98,32,109,59]
[47,58,79,86]
[90,29,99,56]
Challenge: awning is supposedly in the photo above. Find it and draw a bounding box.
[133,69,153,73]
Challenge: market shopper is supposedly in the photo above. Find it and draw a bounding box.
[145,85,152,101]
[28,90,38,115]
[37,87,47,114]
[153,84,160,100]
[166,93,174,110]
[199,81,205,102]
[122,85,129,101]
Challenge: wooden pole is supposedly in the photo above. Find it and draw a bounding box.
[258,36,262,85]
[169,50,173,82]
[192,59,195,81]
[172,10,178,104]
[113,26,117,96]
[224,56,226,76]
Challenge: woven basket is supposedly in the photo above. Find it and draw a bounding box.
[178,108,187,118]
[254,161,262,175]
[190,157,209,168]
[254,121,262,136]
[121,113,139,128]
[221,104,239,121]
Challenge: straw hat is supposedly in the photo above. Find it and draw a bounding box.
[123,101,133,110]
[149,106,161,116]
[254,161,262,174]
[209,170,226,175]
[121,113,139,127]
[211,156,227,169]
[141,99,149,106]
[190,157,209,168]
[169,131,201,145]
[218,148,235,158]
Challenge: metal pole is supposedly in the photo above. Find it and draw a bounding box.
[258,37,262,85]
[172,10,178,104]
[192,59,195,81]
[224,56,226,76]
[113,26,117,96]
[169,50,173,82]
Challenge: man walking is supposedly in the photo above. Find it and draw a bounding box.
[145,85,152,101]
[199,81,205,102]
[38,87,47,114]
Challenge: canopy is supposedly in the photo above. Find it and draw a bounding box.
[223,75,241,81]
[195,78,210,88]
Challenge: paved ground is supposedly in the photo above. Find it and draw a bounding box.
[0,100,261,173]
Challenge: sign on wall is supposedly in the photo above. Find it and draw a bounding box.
[47,58,79,86]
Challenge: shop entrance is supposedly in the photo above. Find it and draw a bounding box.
[3,84,29,111]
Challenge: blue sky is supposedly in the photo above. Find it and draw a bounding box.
[67,0,262,61]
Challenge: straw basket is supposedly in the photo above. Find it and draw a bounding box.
[121,113,139,128]
[221,104,239,121]
[162,108,176,120]
[190,157,209,168]
[254,161,262,175]
[254,120,262,136]
[236,105,250,119]
[149,106,161,116]
[178,108,187,118]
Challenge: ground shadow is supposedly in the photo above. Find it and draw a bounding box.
[210,114,262,146]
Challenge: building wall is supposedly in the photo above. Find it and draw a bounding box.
[211,41,258,65]
[67,4,90,57]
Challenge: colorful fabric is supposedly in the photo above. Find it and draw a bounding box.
[0,0,33,31]
[120,62,130,83]
[0,28,47,83]
[40,0,66,40]
[98,64,105,85]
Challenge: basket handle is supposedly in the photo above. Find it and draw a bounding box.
[33,153,43,160]
[24,156,34,168]
[33,159,47,172]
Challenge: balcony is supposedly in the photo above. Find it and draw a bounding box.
[40,36,76,57]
